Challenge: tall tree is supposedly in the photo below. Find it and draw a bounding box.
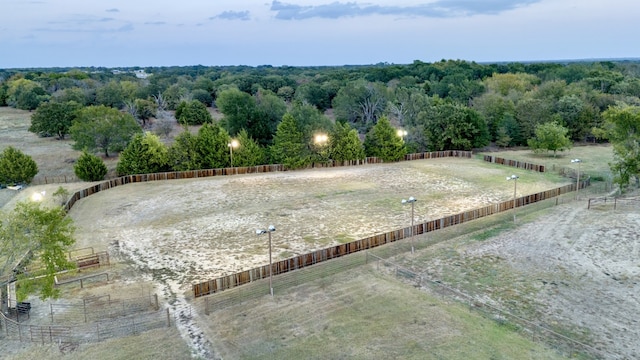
[329,122,366,162]
[598,104,640,190]
[167,130,199,171]
[116,132,169,176]
[1,201,76,302]
[332,80,388,131]
[194,123,231,169]
[70,105,142,157]
[270,113,309,169]
[420,102,490,151]
[29,101,83,139]
[0,146,38,185]
[364,116,406,161]
[527,121,573,157]
[231,129,267,167]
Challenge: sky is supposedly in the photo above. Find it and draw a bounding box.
[0,0,638,68]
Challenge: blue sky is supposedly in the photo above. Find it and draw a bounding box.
[0,0,637,68]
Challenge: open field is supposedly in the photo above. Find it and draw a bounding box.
[3,106,636,359]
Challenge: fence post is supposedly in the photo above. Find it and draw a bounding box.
[614,198,617,210]
[204,297,209,316]
[154,294,159,310]
[166,308,171,327]
[50,303,54,323]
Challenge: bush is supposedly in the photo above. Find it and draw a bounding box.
[74,151,108,181]
[0,146,38,185]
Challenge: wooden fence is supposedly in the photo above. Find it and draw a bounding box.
[483,155,545,172]
[62,151,473,213]
[192,179,590,298]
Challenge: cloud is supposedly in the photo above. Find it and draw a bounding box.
[269,0,541,20]
[144,21,167,25]
[106,8,119,13]
[210,10,251,21]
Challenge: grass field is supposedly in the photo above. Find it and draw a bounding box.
[3,107,636,359]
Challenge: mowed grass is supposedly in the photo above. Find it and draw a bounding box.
[202,266,565,360]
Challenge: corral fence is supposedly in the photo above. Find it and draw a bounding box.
[369,253,611,360]
[482,155,545,172]
[32,175,80,185]
[588,196,640,210]
[192,180,589,298]
[0,293,174,345]
[61,151,472,213]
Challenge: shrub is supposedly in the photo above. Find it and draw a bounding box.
[74,151,108,181]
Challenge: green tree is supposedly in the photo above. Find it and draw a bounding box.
[216,88,256,134]
[333,80,388,131]
[420,102,490,151]
[168,130,199,171]
[329,122,366,162]
[96,80,125,108]
[195,123,231,169]
[29,101,82,139]
[116,133,169,176]
[527,121,573,156]
[6,78,49,110]
[74,150,108,181]
[2,201,76,301]
[0,146,38,185]
[232,129,267,167]
[70,105,142,157]
[364,116,406,161]
[176,100,213,125]
[270,113,310,169]
[598,104,640,190]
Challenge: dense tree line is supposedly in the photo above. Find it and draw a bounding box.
[2,59,640,187]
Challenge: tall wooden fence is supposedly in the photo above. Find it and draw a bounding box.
[483,155,545,172]
[62,151,473,213]
[192,179,589,298]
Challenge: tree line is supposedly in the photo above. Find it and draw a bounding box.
[1,59,640,188]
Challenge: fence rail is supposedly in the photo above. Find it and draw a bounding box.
[192,179,589,298]
[0,294,171,344]
[482,155,545,172]
[588,196,640,210]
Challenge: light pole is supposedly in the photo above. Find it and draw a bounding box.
[314,133,329,163]
[228,139,239,168]
[571,159,582,200]
[256,225,276,296]
[506,175,519,223]
[401,196,417,254]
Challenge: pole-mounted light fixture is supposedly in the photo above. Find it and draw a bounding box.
[571,159,582,200]
[256,225,276,296]
[506,175,519,223]
[401,196,417,254]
